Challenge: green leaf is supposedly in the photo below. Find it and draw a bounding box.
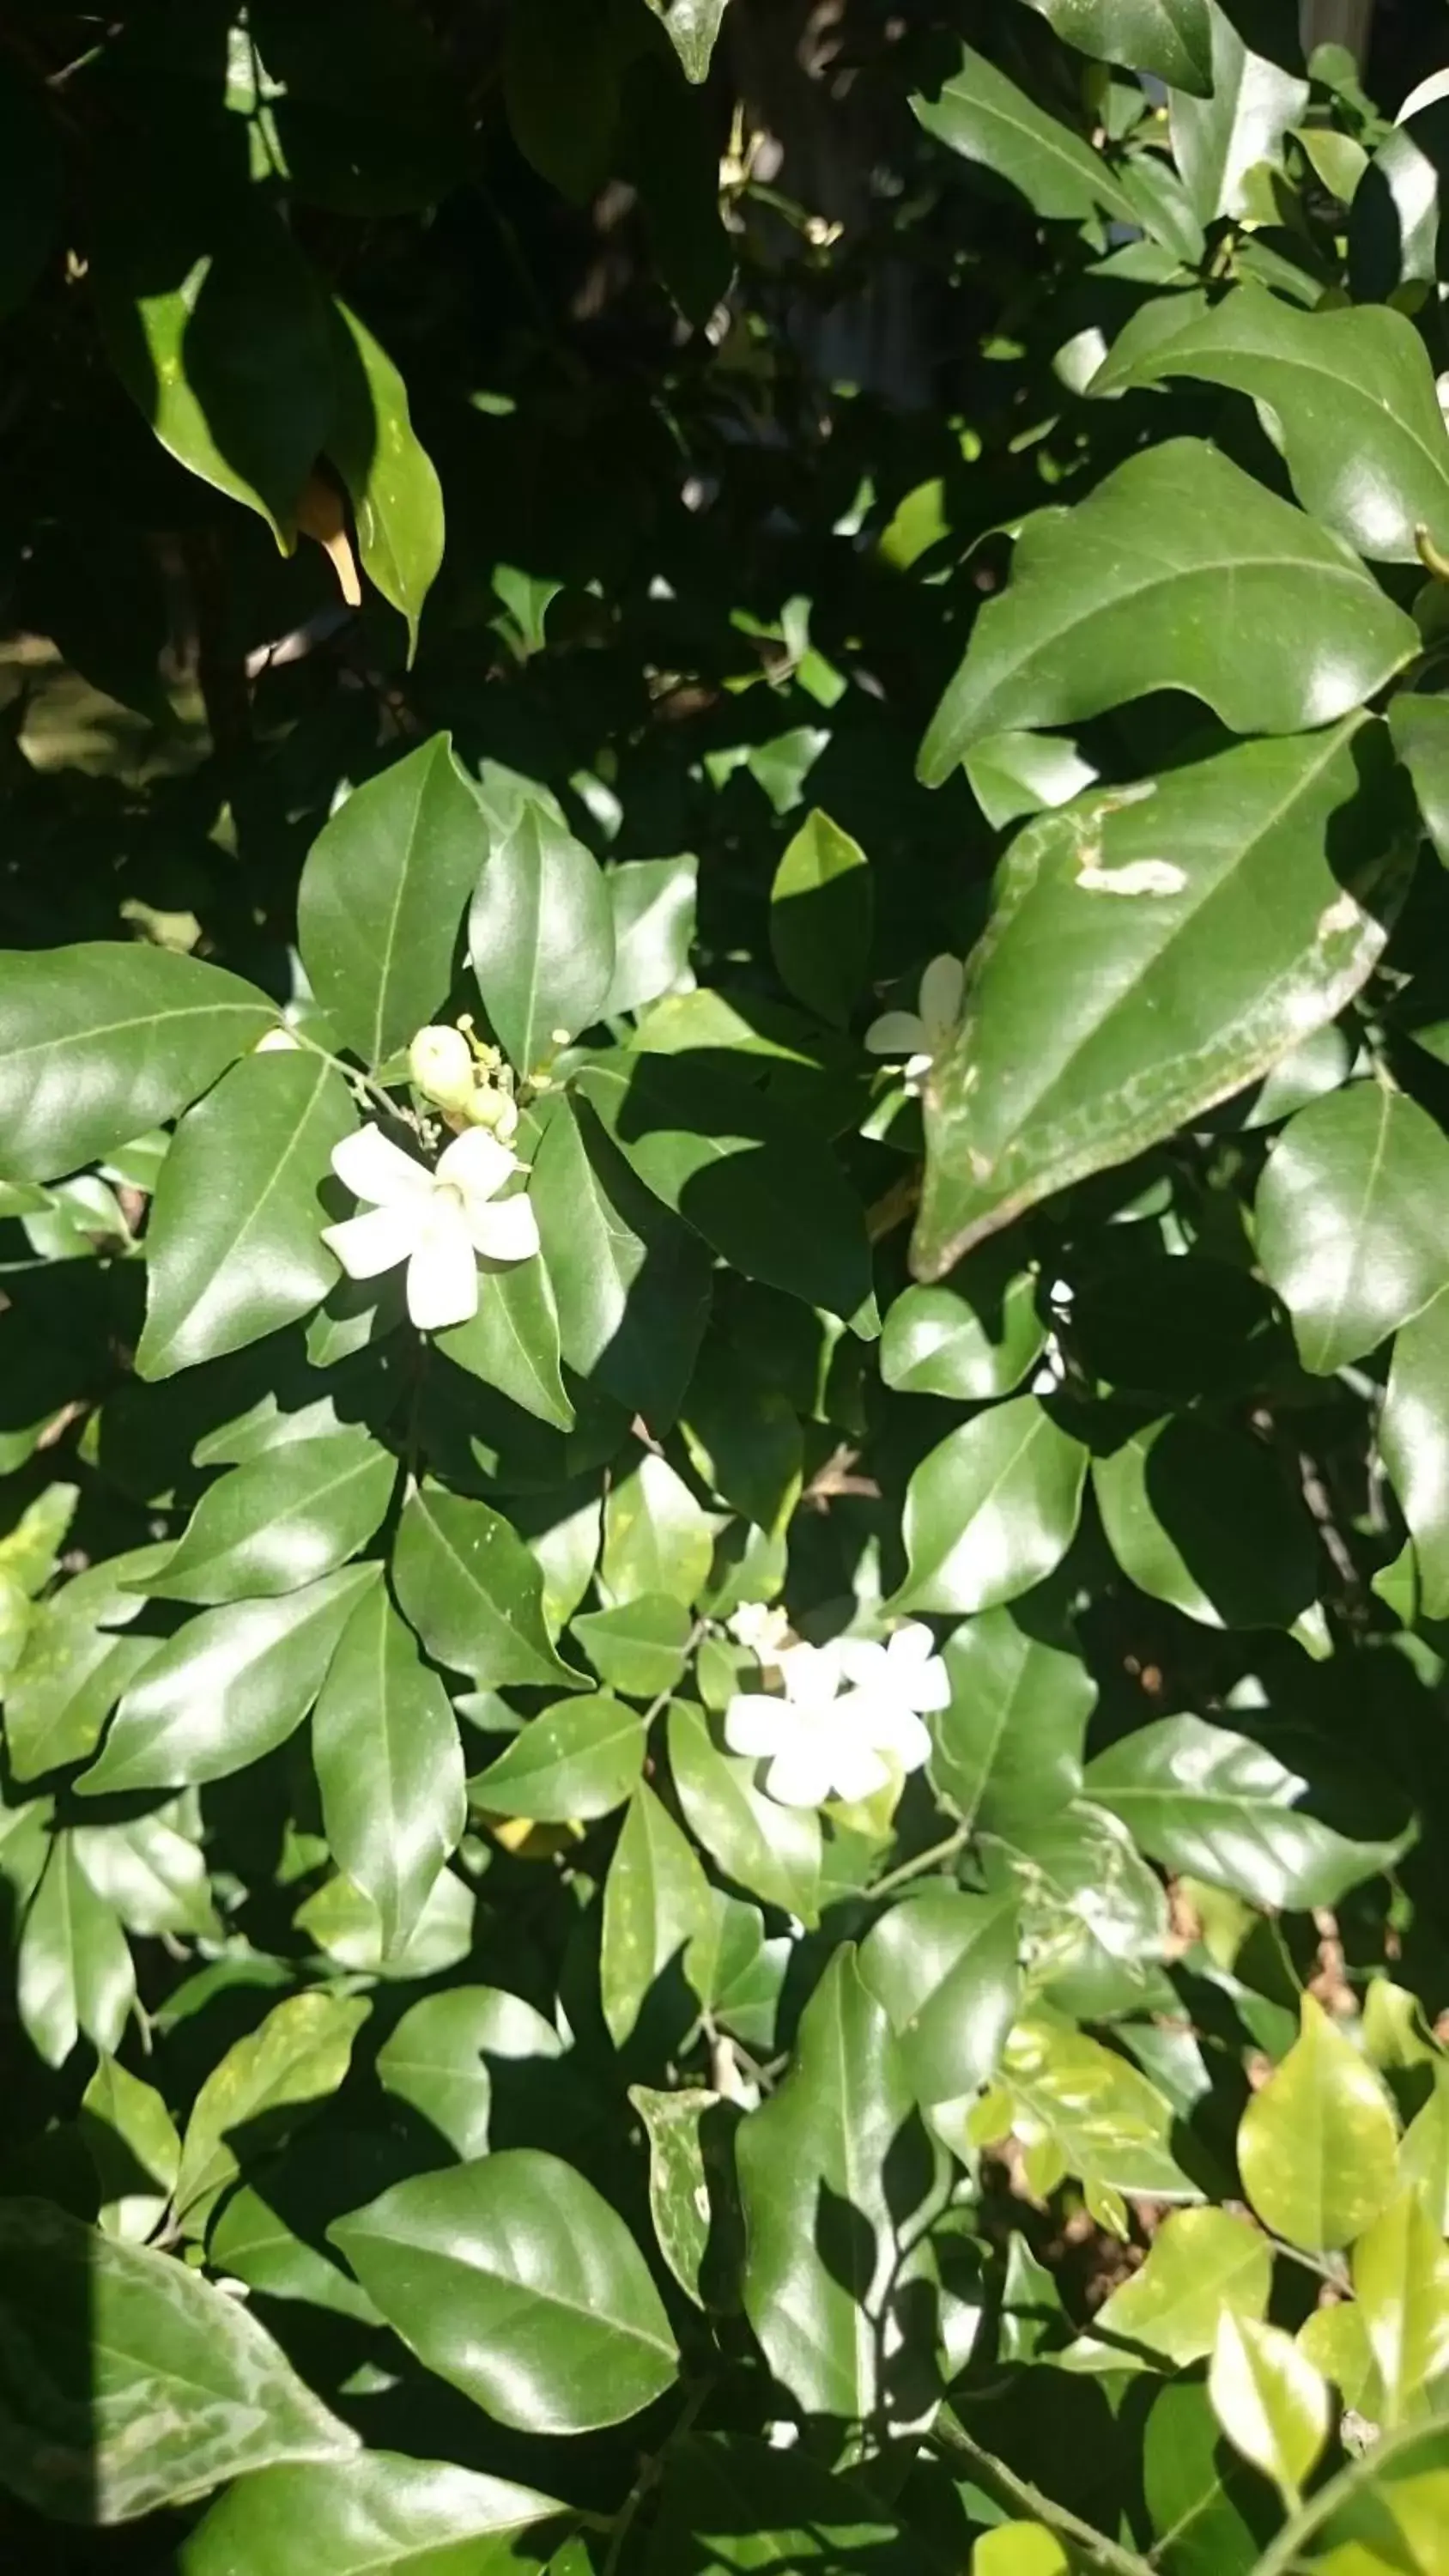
[881,1257,1046,1401]
[174,1989,372,2233]
[0,2198,356,2523]
[3,1616,155,1783]
[769,809,873,1030]
[1061,2207,1271,2373]
[1255,1083,1449,1376]
[933,1610,1094,1832]
[682,1345,803,1540]
[391,1482,584,1691]
[986,1800,1169,2022]
[1391,695,1449,868]
[179,2451,567,2576]
[644,2436,917,2574]
[312,1583,466,1957]
[858,1890,1020,2107]
[532,1096,712,1425]
[330,2150,679,2433]
[603,855,698,1018]
[297,738,487,1068]
[913,720,1414,1273]
[601,1450,715,1608]
[327,301,445,660]
[1143,2378,1276,2576]
[991,2008,1193,2196]
[574,1593,693,1698]
[71,1813,219,1940]
[17,1833,134,2069]
[137,1051,357,1379]
[1169,9,1307,222]
[1352,2187,1449,2428]
[601,1780,712,2049]
[81,2056,181,2244]
[1238,1995,1398,2252]
[471,1692,646,1822]
[964,728,1100,833]
[297,1865,474,1980]
[919,445,1416,785]
[1093,288,1449,565]
[645,0,730,82]
[897,1396,1088,1616]
[735,1947,943,2428]
[1209,2311,1329,2510]
[628,2083,740,2309]
[149,1428,395,1602]
[1401,2069,1449,2235]
[1298,2300,1382,2419]
[1088,1714,1409,1910]
[470,799,615,1075]
[437,1256,574,1431]
[1020,0,1214,92]
[1258,2415,1449,2574]
[667,1699,822,1923]
[1092,1417,1319,1633]
[376,1984,562,2160]
[78,1564,378,1796]
[0,944,276,1186]
[912,43,1140,227]
[577,1051,873,1321]
[1380,1286,1449,1616]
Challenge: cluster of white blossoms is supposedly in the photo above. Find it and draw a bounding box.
[864,953,965,1092]
[724,1613,949,1810]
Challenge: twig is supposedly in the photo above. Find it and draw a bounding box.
[928,2408,1155,2576]
[869,1825,968,1902]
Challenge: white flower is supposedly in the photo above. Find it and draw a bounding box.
[834,1621,950,1775]
[321,1124,540,1332]
[724,1624,942,1809]
[726,1600,791,1661]
[865,954,965,1088]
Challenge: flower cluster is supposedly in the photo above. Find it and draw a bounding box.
[323,1123,538,1332]
[724,1617,949,1809]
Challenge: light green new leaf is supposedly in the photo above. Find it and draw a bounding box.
[0,944,276,1186]
[769,809,872,1030]
[137,1051,357,1378]
[330,2151,679,2432]
[1169,11,1307,222]
[297,737,488,1068]
[391,1482,584,1690]
[735,1947,943,2428]
[17,1833,134,2069]
[1062,2207,1271,2374]
[603,854,698,1018]
[601,1780,712,2049]
[437,1255,574,1431]
[919,445,1416,785]
[912,43,1140,226]
[471,1692,646,1822]
[897,1396,1088,1615]
[470,799,615,1075]
[913,720,1414,1274]
[990,2009,1193,2197]
[668,1699,822,1923]
[1382,1287,1449,1617]
[376,1984,562,2160]
[1239,1995,1398,2252]
[1401,2070,1449,2235]
[859,1890,1020,2108]
[1021,0,1214,92]
[933,1610,1094,1832]
[1210,2311,1329,2510]
[174,1988,372,2232]
[1093,289,1449,563]
[646,0,729,82]
[1352,2189,1449,2428]
[328,301,445,660]
[78,1564,378,1796]
[0,2199,356,2524]
[312,1583,465,1957]
[601,1450,715,1607]
[882,1257,1046,1402]
[81,2056,181,2245]
[179,2451,567,2576]
[149,1428,395,1603]
[1256,1083,1449,1376]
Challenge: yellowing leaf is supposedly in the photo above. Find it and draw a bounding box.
[1210,2309,1331,2510]
[1238,1996,1398,2253]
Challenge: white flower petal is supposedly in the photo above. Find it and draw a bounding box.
[828,1738,891,1802]
[777,1639,845,1713]
[405,1196,479,1331]
[836,1638,889,1689]
[332,1124,433,1209]
[888,1621,936,1668]
[904,1053,933,1088]
[469,1190,541,1266]
[321,1202,421,1280]
[436,1126,519,1202]
[764,1742,834,1807]
[724,1693,785,1759]
[864,1009,930,1060]
[919,953,965,1042]
[867,1704,933,1772]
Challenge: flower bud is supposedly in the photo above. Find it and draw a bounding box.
[466,1084,519,1143]
[409,1024,476,1113]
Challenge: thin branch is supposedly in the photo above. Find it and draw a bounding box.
[870,1826,968,1902]
[929,2409,1155,2576]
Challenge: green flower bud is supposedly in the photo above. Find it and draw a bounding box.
[466,1083,520,1143]
[409,1024,476,1112]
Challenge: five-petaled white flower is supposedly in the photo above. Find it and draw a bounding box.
[865,954,965,1090]
[322,1124,540,1333]
[724,1621,947,1810]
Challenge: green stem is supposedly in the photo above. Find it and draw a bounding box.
[929,2409,1155,2576]
[290,1029,414,1133]
[870,1826,968,1901]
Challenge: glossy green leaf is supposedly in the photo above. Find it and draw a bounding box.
[987,1799,1169,2022]
[0,945,276,1187]
[71,1813,219,1941]
[735,1947,943,2428]
[964,727,1100,833]
[646,0,729,82]
[1209,2311,1329,2509]
[601,1780,712,2049]
[933,1610,1094,1832]
[577,1051,872,1321]
[17,1834,134,2069]
[78,1564,378,1796]
[859,1889,1020,2107]
[532,1095,712,1425]
[896,1396,1088,1615]
[881,1258,1046,1401]
[0,2198,355,2523]
[668,1698,822,1923]
[298,1865,474,1981]
[470,799,615,1076]
[298,738,487,1068]
[149,1427,395,1602]
[437,1255,574,1431]
[331,2150,678,2432]
[1093,1418,1319,1633]
[1401,2069,1449,2235]
[137,1051,357,1378]
[914,720,1414,1273]
[391,1482,583,1690]
[376,1984,562,2160]
[601,1450,714,1608]
[180,2451,567,2576]
[1061,2207,1271,2373]
[1021,0,1214,91]
[174,1989,372,2233]
[1261,2415,1449,2572]
[1093,288,1449,564]
[1238,1995,1398,2252]
[1169,12,1307,222]
[1381,1286,1449,1617]
[989,2008,1193,2196]
[312,1582,465,1956]
[769,809,872,1029]
[1255,1083,1449,1376]
[471,1692,645,1822]
[918,446,1416,785]
[328,301,445,659]
[3,1617,155,1783]
[912,43,1139,226]
[1352,2187,1449,2427]
[81,2056,181,2244]
[574,1592,693,1698]
[1391,695,1449,868]
[603,854,698,1018]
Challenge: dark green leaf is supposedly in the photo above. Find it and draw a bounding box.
[933,1609,1095,1831]
[174,1989,372,2233]
[859,1890,1020,2106]
[1391,695,1449,867]
[470,1692,646,1822]
[327,301,445,661]
[644,2437,916,2574]
[149,1428,395,1602]
[1382,1287,1449,1618]
[179,2451,566,2576]
[438,1255,574,1431]
[312,1582,466,1956]
[912,43,1140,225]
[376,1984,562,2160]
[881,1256,1046,1400]
[391,1482,584,1690]
[1022,0,1214,92]
[1168,10,1307,222]
[470,799,615,1076]
[769,810,873,1030]
[601,1780,712,2049]
[897,1396,1088,1615]
[532,1097,712,1426]
[1255,1083,1449,1375]
[1093,1417,1319,1632]
[603,855,698,1018]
